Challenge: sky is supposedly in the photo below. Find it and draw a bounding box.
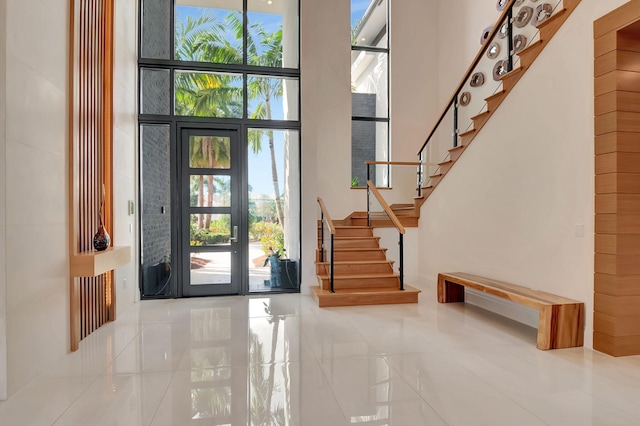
[351,0,372,28]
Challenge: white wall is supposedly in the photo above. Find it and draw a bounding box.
[113,0,139,312]
[299,0,440,292]
[418,0,630,349]
[0,0,7,402]
[4,0,69,394]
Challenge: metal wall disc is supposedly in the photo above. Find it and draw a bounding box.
[486,42,501,59]
[481,25,494,44]
[470,72,485,87]
[496,0,508,11]
[513,34,527,53]
[532,3,553,26]
[493,60,509,81]
[514,6,533,28]
[460,92,471,107]
[514,0,525,6]
[498,22,509,39]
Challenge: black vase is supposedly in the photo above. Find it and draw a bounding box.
[93,224,111,251]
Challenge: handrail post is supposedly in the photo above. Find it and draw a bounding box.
[366,163,371,227]
[417,155,422,198]
[507,5,514,72]
[453,96,459,148]
[399,232,404,291]
[330,234,335,293]
[320,212,325,262]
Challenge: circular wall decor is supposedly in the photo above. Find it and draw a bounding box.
[460,92,472,107]
[493,60,509,81]
[496,0,508,11]
[486,42,501,59]
[514,0,526,6]
[470,72,485,87]
[498,22,509,39]
[480,25,494,44]
[532,3,553,26]
[514,6,533,28]
[513,34,527,53]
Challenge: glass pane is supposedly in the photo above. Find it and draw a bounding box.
[248,129,300,292]
[351,50,388,118]
[190,251,231,284]
[141,124,172,297]
[247,75,299,121]
[190,386,232,418]
[175,0,243,64]
[351,0,387,48]
[141,68,171,115]
[190,214,231,247]
[247,0,299,68]
[175,71,243,117]
[188,136,231,169]
[351,121,388,188]
[190,175,231,207]
[141,0,171,59]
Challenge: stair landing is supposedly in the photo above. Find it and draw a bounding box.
[311,285,421,307]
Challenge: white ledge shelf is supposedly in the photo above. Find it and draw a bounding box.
[71,246,131,277]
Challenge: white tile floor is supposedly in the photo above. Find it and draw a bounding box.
[1,284,640,425]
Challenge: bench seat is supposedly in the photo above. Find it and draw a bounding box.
[437,272,585,350]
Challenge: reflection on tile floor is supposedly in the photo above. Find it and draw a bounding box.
[1,283,640,425]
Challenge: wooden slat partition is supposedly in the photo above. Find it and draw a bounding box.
[69,0,115,351]
[594,1,640,357]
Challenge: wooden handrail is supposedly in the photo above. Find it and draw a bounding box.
[365,161,421,166]
[417,0,516,156]
[317,197,336,235]
[367,180,406,234]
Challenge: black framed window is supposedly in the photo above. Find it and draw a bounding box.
[351,0,390,188]
[138,0,301,298]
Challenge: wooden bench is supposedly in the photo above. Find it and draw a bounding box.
[437,272,585,350]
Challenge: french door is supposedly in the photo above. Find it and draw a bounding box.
[181,127,242,296]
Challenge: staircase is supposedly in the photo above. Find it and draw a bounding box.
[311,223,420,307]
[413,0,581,212]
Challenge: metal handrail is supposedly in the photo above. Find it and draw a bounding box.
[416,0,517,156]
[316,197,335,292]
[366,180,405,290]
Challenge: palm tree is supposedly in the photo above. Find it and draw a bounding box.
[189,136,230,229]
[228,13,286,226]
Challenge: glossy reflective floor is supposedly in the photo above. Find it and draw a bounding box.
[1,285,640,425]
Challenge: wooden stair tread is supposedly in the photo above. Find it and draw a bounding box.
[317,273,398,279]
[459,129,476,138]
[311,285,421,307]
[517,39,543,58]
[536,8,567,29]
[313,285,419,295]
[449,145,466,153]
[471,110,491,120]
[438,160,454,166]
[429,173,443,179]
[500,66,523,81]
[316,260,394,265]
[334,236,379,240]
[335,225,371,229]
[333,247,387,251]
[484,90,506,103]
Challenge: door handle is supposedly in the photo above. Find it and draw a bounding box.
[230,225,238,243]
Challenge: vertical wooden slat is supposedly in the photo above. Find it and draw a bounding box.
[70,0,115,351]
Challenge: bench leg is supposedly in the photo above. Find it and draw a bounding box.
[537,304,585,350]
[437,276,465,303]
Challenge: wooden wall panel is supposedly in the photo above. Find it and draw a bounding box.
[594,1,640,356]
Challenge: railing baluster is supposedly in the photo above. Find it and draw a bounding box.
[320,212,325,262]
[399,232,404,291]
[366,162,371,227]
[453,96,459,148]
[507,5,514,72]
[330,234,335,293]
